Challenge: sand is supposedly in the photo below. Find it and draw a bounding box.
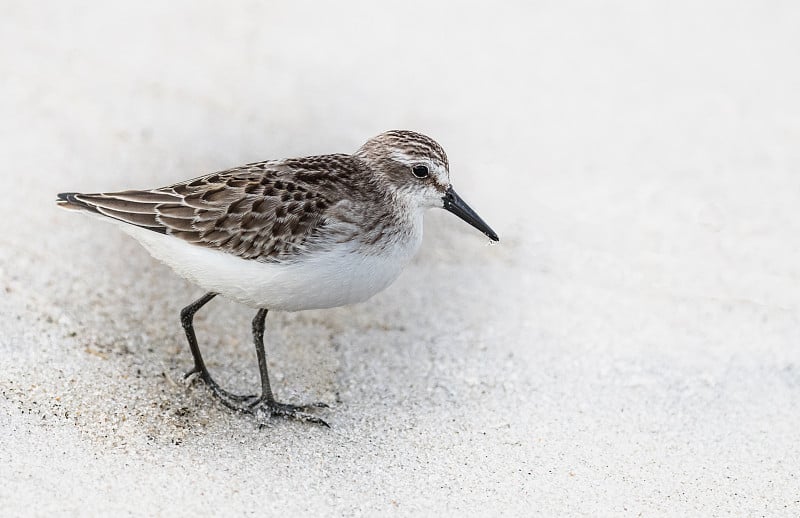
[1,1,799,516]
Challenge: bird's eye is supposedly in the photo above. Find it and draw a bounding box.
[411,165,429,178]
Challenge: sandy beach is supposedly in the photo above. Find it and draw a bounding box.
[1,1,799,515]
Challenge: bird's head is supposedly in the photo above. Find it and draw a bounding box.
[355,130,498,242]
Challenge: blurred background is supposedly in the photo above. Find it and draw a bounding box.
[1,1,799,515]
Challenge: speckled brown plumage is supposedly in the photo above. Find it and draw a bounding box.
[58,153,396,262]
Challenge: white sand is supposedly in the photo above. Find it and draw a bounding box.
[1,1,799,516]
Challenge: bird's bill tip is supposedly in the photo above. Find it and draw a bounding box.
[442,187,499,242]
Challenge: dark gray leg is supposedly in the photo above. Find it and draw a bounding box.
[181,292,256,404]
[181,292,217,380]
[247,308,329,427]
[252,308,275,402]
[180,295,328,426]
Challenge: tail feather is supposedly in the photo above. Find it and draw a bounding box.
[56,192,100,213]
[56,191,167,234]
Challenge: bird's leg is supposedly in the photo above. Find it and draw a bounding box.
[180,292,256,406]
[180,296,327,425]
[181,292,217,380]
[247,308,330,427]
[251,308,275,403]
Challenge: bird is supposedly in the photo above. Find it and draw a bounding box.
[56,130,499,427]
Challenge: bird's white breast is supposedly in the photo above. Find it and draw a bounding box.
[119,218,423,311]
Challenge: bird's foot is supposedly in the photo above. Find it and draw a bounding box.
[249,398,330,428]
[185,367,329,427]
[184,367,259,405]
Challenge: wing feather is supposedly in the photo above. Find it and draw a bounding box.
[58,155,360,262]
[94,205,162,229]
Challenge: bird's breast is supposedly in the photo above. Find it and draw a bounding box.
[269,221,424,310]
[122,214,423,310]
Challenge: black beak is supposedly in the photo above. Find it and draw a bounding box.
[442,187,499,242]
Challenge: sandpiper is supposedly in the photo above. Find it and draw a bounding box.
[57,130,499,426]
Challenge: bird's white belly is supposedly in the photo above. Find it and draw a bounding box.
[121,224,422,311]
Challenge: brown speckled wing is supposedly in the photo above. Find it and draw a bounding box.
[64,156,362,262]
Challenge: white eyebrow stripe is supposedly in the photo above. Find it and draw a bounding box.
[390,151,422,164]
